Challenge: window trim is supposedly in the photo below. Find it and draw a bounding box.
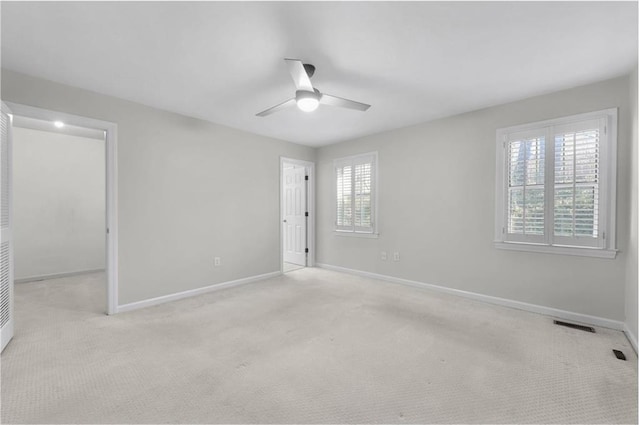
[333,151,378,236]
[494,108,617,258]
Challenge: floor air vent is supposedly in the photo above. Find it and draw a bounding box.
[613,349,627,361]
[553,320,595,333]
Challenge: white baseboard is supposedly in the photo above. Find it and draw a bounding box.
[623,323,638,354]
[117,271,282,313]
[15,268,105,284]
[316,263,626,331]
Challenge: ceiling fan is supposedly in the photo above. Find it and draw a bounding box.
[256,59,371,117]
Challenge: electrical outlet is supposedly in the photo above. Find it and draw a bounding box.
[214,257,221,266]
[381,251,387,261]
[393,252,400,261]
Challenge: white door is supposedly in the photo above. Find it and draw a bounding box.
[283,165,307,266]
[0,103,13,353]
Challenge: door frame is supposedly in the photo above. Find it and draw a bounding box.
[280,157,315,273]
[6,102,119,315]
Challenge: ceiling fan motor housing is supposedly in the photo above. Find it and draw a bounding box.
[295,89,321,102]
[303,63,316,78]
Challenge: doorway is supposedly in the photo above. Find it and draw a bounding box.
[13,116,106,311]
[5,103,118,315]
[280,157,314,273]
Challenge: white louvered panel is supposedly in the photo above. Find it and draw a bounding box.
[507,136,544,236]
[0,242,8,327]
[336,165,352,227]
[508,187,524,233]
[354,162,372,229]
[0,112,8,229]
[553,128,599,238]
[0,105,12,352]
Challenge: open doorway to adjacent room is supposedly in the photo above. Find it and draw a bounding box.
[280,158,314,274]
[12,115,107,317]
[4,103,118,328]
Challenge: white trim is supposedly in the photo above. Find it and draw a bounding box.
[5,102,119,315]
[494,241,617,259]
[623,323,638,354]
[280,157,315,273]
[605,110,618,252]
[334,231,379,239]
[15,268,105,284]
[117,271,281,313]
[316,263,625,331]
[498,108,619,135]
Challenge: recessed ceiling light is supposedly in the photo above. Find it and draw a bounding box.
[54,121,64,128]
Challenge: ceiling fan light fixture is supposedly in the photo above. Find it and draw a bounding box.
[297,98,319,112]
[255,60,370,117]
[295,90,320,112]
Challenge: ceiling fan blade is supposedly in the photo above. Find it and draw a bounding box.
[320,93,371,111]
[285,59,314,92]
[256,98,296,117]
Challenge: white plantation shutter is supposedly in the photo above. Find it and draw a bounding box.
[336,162,353,230]
[335,153,377,233]
[496,110,614,256]
[0,104,13,352]
[353,157,373,232]
[552,119,603,248]
[505,131,545,243]
[0,111,9,326]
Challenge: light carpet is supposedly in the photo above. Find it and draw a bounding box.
[1,268,637,424]
[283,262,305,273]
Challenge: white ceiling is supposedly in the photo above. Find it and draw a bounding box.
[1,2,637,147]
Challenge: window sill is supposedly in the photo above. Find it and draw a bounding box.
[334,231,379,239]
[494,241,617,259]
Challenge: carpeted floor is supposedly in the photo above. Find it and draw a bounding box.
[283,262,305,273]
[1,268,637,424]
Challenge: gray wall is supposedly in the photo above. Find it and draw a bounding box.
[626,67,638,341]
[2,69,315,305]
[2,68,635,325]
[317,75,632,322]
[13,127,105,280]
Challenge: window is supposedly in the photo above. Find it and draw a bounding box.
[495,109,617,258]
[334,152,377,235]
